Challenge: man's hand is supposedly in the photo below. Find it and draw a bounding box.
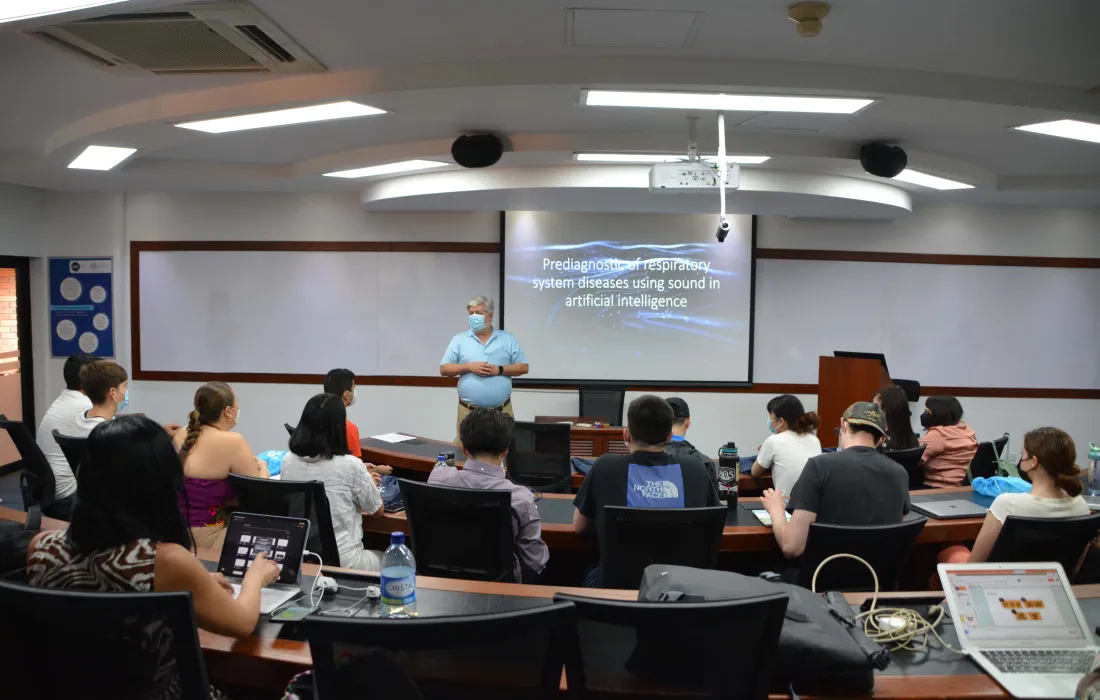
[470,361,496,377]
[761,488,787,516]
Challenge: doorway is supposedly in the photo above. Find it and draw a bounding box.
[0,256,33,476]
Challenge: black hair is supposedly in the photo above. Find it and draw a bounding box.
[878,385,918,450]
[923,395,964,428]
[847,422,885,443]
[67,416,192,554]
[289,393,350,460]
[459,408,515,457]
[63,353,101,391]
[627,395,674,447]
[323,368,355,397]
[766,394,820,435]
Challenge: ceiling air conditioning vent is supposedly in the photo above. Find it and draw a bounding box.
[25,1,324,75]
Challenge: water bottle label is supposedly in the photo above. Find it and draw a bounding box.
[381,574,416,605]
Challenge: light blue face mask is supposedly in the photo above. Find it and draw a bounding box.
[117,390,129,413]
[766,418,777,434]
[468,313,487,332]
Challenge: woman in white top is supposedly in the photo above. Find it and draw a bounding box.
[281,394,384,571]
[751,394,822,496]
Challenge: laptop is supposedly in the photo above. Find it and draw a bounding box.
[911,499,988,519]
[939,563,1098,698]
[217,512,311,614]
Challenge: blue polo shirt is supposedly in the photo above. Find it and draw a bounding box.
[441,328,526,407]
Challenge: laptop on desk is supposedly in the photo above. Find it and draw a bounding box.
[217,512,310,614]
[910,499,988,519]
[939,563,1098,699]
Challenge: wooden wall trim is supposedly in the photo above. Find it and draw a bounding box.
[130,241,500,253]
[757,248,1100,268]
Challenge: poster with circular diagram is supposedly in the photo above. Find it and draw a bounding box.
[49,257,114,358]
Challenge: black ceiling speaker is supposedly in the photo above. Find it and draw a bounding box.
[451,133,504,168]
[859,142,908,178]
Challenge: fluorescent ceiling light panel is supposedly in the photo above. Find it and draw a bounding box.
[892,169,973,190]
[67,145,136,171]
[575,153,770,164]
[584,90,873,114]
[1015,119,1100,145]
[323,160,447,179]
[176,101,385,134]
[0,0,130,24]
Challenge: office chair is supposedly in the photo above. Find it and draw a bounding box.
[0,580,211,700]
[599,506,727,589]
[894,379,921,403]
[796,517,928,592]
[0,417,59,517]
[578,386,625,426]
[555,592,787,700]
[884,444,927,489]
[307,600,577,700]
[987,513,1100,577]
[967,433,1010,482]
[284,423,296,436]
[398,479,514,582]
[226,474,341,567]
[51,429,88,478]
[507,421,572,493]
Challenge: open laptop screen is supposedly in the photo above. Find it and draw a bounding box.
[217,512,309,585]
[943,567,1086,643]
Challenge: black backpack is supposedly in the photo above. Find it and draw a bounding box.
[0,506,41,582]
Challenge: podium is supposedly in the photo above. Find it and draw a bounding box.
[817,356,892,448]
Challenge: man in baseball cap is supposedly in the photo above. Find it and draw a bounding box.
[664,398,718,490]
[761,401,910,559]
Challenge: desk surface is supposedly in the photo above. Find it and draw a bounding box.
[0,504,1086,699]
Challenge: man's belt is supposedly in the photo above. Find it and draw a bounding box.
[459,397,511,411]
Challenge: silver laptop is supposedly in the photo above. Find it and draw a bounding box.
[911,499,988,519]
[217,512,311,614]
[939,563,1098,698]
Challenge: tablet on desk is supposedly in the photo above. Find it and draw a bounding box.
[752,510,791,527]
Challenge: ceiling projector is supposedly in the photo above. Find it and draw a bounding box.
[649,161,740,193]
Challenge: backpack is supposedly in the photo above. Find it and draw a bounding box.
[0,506,42,582]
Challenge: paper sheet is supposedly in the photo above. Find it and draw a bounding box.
[370,433,416,443]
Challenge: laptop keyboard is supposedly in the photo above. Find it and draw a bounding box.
[983,650,1095,674]
[230,583,299,611]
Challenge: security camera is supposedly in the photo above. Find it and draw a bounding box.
[716,217,730,242]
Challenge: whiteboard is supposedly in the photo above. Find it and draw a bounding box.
[753,259,1100,389]
[138,250,498,376]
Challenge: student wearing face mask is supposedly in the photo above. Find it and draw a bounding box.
[440,296,529,442]
[762,402,910,559]
[751,394,822,495]
[322,368,393,477]
[918,395,978,488]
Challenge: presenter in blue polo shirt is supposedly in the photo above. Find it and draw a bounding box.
[440,295,528,440]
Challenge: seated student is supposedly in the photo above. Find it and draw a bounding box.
[173,382,268,551]
[34,353,99,517]
[323,368,391,475]
[918,395,978,488]
[664,397,718,489]
[751,394,821,495]
[281,394,384,571]
[574,395,721,586]
[27,416,280,646]
[940,427,1090,565]
[873,385,919,451]
[762,402,910,559]
[429,407,549,583]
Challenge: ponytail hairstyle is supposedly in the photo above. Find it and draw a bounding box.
[180,381,236,456]
[1022,427,1083,497]
[766,394,820,436]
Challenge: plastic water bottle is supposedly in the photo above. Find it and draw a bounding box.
[1089,443,1100,496]
[433,454,447,471]
[380,532,417,618]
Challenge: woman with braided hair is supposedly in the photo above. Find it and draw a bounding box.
[173,382,268,550]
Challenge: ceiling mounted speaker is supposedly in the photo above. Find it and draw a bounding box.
[859,143,908,179]
[451,134,504,168]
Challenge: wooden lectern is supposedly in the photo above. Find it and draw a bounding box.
[817,356,892,448]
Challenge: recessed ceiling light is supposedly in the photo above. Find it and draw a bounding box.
[0,0,130,24]
[575,153,770,164]
[1015,119,1100,145]
[583,90,873,114]
[892,169,973,190]
[176,101,385,134]
[323,160,448,179]
[67,145,136,171]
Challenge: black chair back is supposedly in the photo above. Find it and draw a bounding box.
[398,479,514,582]
[226,474,341,567]
[507,421,572,493]
[0,580,211,700]
[797,517,928,591]
[555,592,787,700]
[885,445,927,489]
[988,513,1100,576]
[579,387,625,426]
[284,423,295,436]
[0,417,56,512]
[968,433,1009,482]
[600,506,727,589]
[51,429,89,478]
[307,600,577,700]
